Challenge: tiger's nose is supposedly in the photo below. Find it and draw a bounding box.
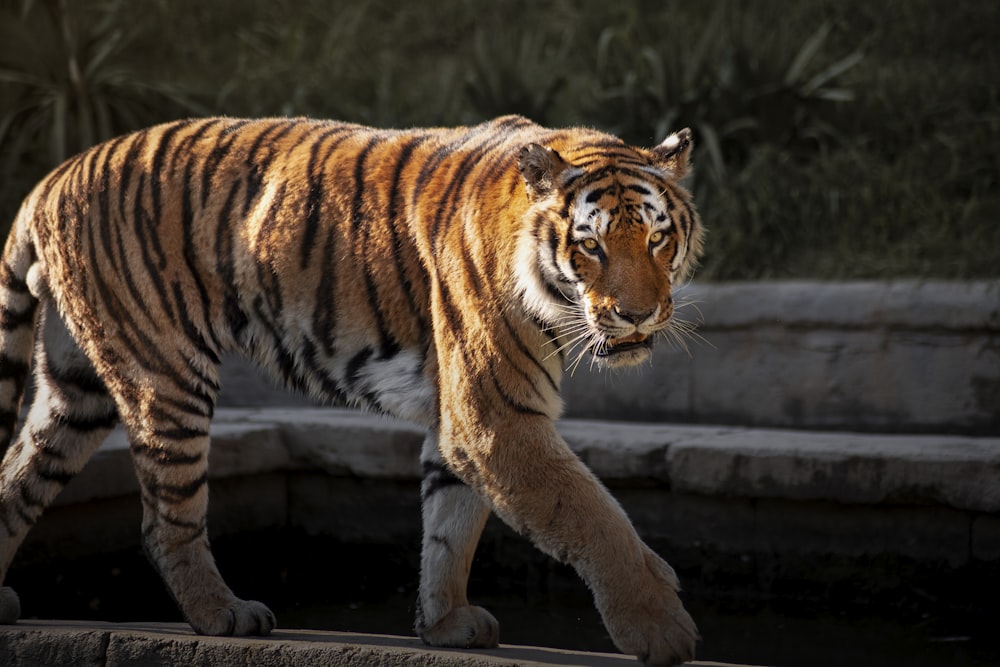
[613,305,657,325]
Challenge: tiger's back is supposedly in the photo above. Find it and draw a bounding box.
[0,115,702,666]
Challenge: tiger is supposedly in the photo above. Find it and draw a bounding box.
[0,115,703,666]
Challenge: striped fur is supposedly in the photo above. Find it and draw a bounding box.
[0,116,702,665]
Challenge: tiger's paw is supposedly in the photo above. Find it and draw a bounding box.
[600,548,698,667]
[418,605,499,649]
[188,598,276,636]
[0,586,20,624]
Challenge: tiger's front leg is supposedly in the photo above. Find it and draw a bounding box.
[415,434,498,648]
[436,413,698,666]
[430,330,698,666]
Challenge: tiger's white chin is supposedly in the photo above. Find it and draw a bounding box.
[591,334,654,368]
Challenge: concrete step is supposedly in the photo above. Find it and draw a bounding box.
[53,407,1000,515]
[24,407,997,576]
[0,620,755,667]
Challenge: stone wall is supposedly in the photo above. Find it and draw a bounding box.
[563,281,999,434]
[217,281,999,434]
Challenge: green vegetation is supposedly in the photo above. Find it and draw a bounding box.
[1,0,997,280]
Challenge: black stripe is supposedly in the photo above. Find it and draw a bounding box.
[300,337,349,403]
[141,507,204,534]
[252,295,299,390]
[53,411,118,432]
[171,281,221,365]
[116,129,146,222]
[200,123,240,207]
[428,130,513,255]
[0,262,29,293]
[627,183,653,196]
[220,118,253,137]
[173,522,208,547]
[30,430,66,459]
[152,425,210,441]
[153,393,214,423]
[350,136,383,233]
[90,216,180,381]
[241,122,294,215]
[130,443,205,466]
[148,121,195,269]
[410,142,454,221]
[489,371,547,416]
[385,136,430,330]
[95,135,126,284]
[436,279,546,417]
[19,482,46,510]
[249,178,290,340]
[312,228,338,356]
[112,191,160,329]
[36,467,74,487]
[179,151,223,355]
[585,187,608,204]
[256,181,289,256]
[300,127,357,269]
[0,357,30,383]
[458,236,486,298]
[420,461,466,499]
[500,315,559,395]
[35,154,77,205]
[543,276,573,305]
[559,167,636,217]
[346,346,374,387]
[168,118,221,172]
[145,472,208,503]
[436,278,466,344]
[217,180,248,340]
[675,208,691,238]
[0,305,35,330]
[133,170,176,320]
[46,359,107,395]
[344,347,382,410]
[111,133,159,328]
[352,135,401,358]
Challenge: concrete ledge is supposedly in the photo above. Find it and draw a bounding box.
[25,407,995,583]
[57,408,1000,513]
[0,621,752,667]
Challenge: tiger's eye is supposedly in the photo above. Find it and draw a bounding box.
[649,230,665,245]
[583,238,599,251]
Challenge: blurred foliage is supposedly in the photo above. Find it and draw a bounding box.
[0,0,997,280]
[0,0,206,198]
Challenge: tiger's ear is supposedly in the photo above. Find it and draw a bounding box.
[649,127,693,179]
[518,143,569,200]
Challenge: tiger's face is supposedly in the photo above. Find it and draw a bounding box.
[516,129,702,369]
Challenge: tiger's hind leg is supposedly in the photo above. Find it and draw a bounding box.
[118,355,275,636]
[0,306,118,622]
[415,433,498,648]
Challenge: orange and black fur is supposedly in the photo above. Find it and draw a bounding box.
[0,116,703,665]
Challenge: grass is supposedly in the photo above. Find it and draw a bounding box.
[0,0,996,280]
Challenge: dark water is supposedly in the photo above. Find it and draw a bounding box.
[276,588,996,667]
[10,531,998,667]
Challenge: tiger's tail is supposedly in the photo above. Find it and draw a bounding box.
[0,205,40,459]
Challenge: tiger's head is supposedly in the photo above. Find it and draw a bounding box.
[515,128,703,369]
